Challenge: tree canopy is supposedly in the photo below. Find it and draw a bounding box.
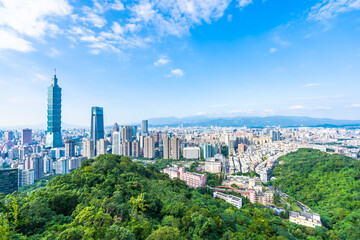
[0,154,334,239]
[271,148,360,239]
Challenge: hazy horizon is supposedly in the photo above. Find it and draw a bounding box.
[1,0,360,126]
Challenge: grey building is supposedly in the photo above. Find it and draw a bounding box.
[141,120,148,136]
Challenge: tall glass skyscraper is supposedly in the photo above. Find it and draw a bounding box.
[46,73,63,148]
[141,120,148,136]
[91,107,104,150]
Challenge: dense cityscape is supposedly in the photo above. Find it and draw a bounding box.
[1,74,359,236]
[1,0,360,239]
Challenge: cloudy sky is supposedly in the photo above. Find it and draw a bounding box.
[0,0,360,127]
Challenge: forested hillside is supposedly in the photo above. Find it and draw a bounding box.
[271,148,360,239]
[1,154,329,239]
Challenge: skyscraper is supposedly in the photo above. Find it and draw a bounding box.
[21,128,32,145]
[91,107,104,154]
[65,139,75,158]
[141,120,148,136]
[112,122,120,133]
[46,73,63,148]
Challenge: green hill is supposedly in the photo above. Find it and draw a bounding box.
[1,154,329,239]
[271,148,360,239]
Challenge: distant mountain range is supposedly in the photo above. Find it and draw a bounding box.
[2,116,360,130]
[147,116,360,128]
[0,123,86,130]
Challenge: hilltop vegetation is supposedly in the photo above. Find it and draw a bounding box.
[1,154,331,239]
[271,148,360,239]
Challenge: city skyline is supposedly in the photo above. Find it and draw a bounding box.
[0,0,360,127]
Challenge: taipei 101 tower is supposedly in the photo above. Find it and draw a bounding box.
[46,70,63,148]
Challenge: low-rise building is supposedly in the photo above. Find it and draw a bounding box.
[163,165,206,188]
[183,147,200,159]
[213,191,242,209]
[289,211,322,228]
[249,189,273,205]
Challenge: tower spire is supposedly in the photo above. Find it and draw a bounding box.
[52,68,58,86]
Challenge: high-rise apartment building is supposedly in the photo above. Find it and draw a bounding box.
[163,136,170,159]
[5,131,13,142]
[112,131,121,155]
[271,130,281,142]
[19,169,34,187]
[144,136,155,159]
[43,156,53,174]
[90,107,104,154]
[21,128,32,145]
[122,140,132,157]
[96,139,107,156]
[131,140,140,158]
[170,137,180,160]
[83,139,95,158]
[65,139,75,158]
[141,120,148,136]
[46,73,63,148]
[121,126,132,142]
[31,154,44,180]
[153,132,159,145]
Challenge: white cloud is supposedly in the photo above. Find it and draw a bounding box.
[169,69,184,77]
[238,0,253,8]
[308,0,360,21]
[110,0,125,11]
[269,47,277,53]
[154,56,170,66]
[32,74,48,82]
[0,0,72,52]
[227,14,233,22]
[45,48,61,57]
[304,83,321,87]
[78,6,107,28]
[352,104,360,107]
[0,0,72,38]
[289,105,305,110]
[0,30,34,52]
[112,22,124,35]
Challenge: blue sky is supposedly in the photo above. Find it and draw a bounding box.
[0,0,360,127]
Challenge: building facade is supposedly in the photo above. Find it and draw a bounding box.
[163,165,207,188]
[90,106,104,154]
[0,169,18,195]
[22,128,32,145]
[65,139,75,158]
[141,120,148,136]
[144,136,155,159]
[46,73,63,148]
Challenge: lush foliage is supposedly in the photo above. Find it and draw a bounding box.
[0,154,330,239]
[271,148,360,239]
[232,171,260,178]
